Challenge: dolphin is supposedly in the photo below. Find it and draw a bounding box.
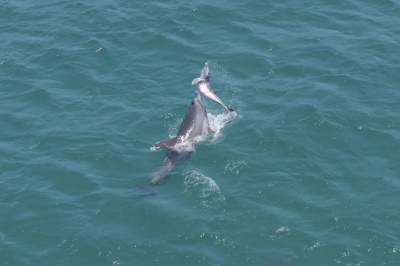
[134,92,210,195]
[191,62,235,113]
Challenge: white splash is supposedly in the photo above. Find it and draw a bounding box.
[275,226,290,233]
[29,138,40,150]
[206,111,239,144]
[306,240,322,251]
[224,159,247,174]
[150,136,203,152]
[173,140,197,152]
[214,235,236,248]
[150,145,160,151]
[183,170,225,207]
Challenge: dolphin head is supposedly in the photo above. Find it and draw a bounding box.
[191,62,210,86]
[190,92,202,106]
[187,92,206,116]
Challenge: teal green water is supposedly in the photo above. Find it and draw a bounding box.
[1,0,400,265]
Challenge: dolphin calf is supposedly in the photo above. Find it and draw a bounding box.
[191,62,234,113]
[134,92,210,195]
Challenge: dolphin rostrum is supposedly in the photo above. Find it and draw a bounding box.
[191,62,234,113]
[134,92,210,195]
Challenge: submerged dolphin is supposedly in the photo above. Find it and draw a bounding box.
[134,92,210,194]
[191,62,234,113]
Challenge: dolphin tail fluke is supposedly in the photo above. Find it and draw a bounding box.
[223,107,235,115]
[155,136,178,148]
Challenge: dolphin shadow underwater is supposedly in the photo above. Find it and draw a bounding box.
[134,92,215,197]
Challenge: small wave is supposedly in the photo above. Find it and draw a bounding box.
[275,226,290,233]
[182,170,225,207]
[29,138,41,150]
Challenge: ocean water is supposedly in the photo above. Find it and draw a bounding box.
[1,0,400,265]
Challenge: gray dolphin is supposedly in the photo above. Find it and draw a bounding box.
[191,62,234,113]
[134,92,210,195]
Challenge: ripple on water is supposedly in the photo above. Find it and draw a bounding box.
[182,170,225,208]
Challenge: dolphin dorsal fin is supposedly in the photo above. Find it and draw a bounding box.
[155,136,178,148]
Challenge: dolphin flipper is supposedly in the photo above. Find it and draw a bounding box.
[155,136,178,148]
[191,78,204,86]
